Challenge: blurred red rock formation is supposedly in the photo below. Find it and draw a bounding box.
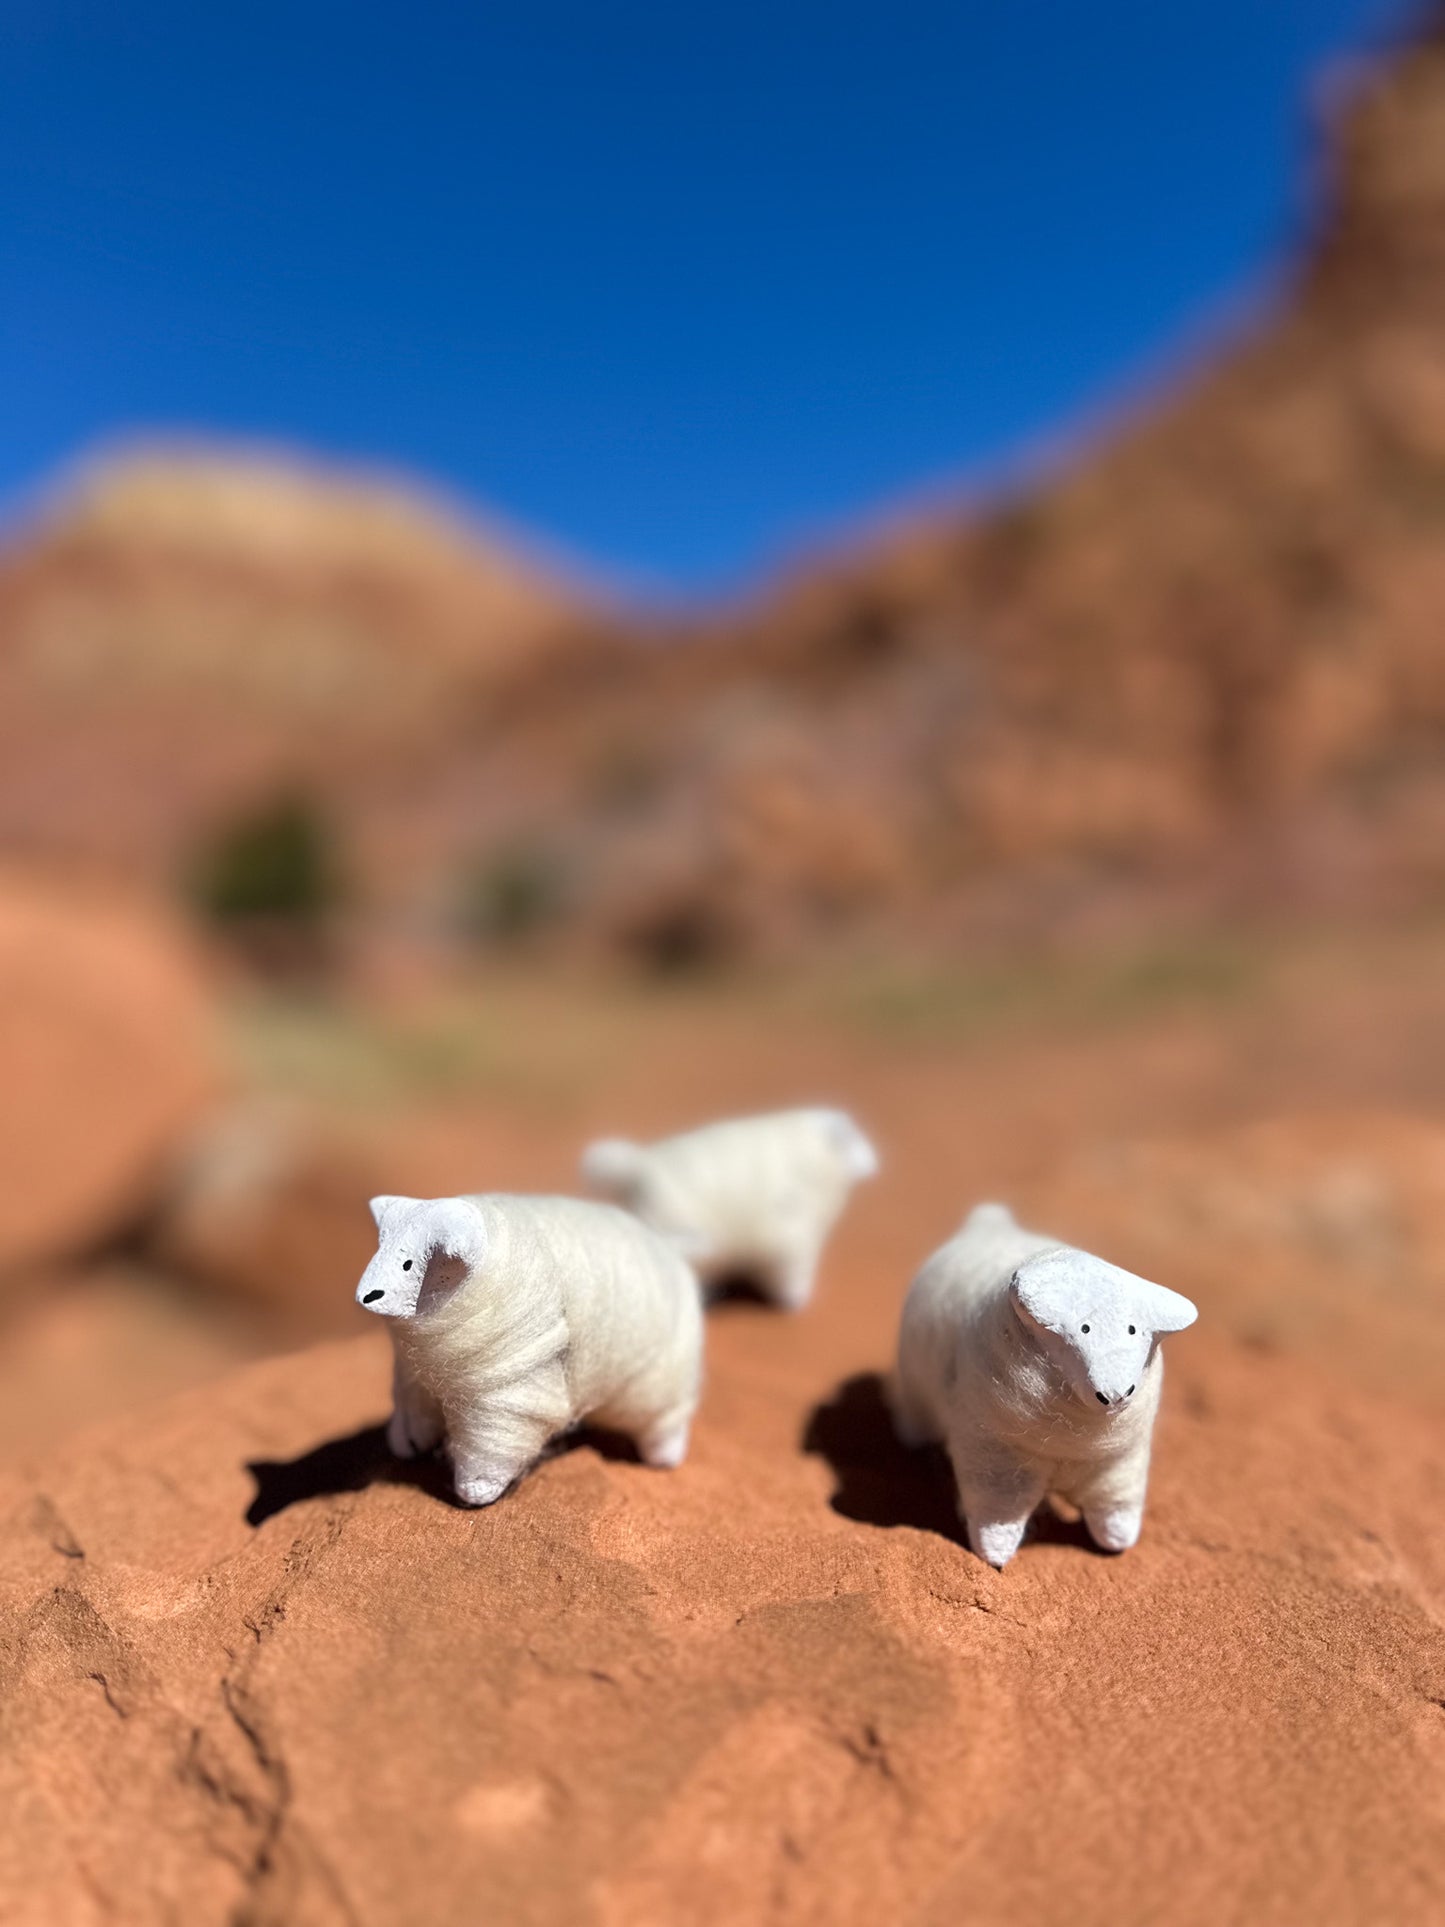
[8,26,1445,964]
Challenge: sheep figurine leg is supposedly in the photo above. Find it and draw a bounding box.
[1064,1453,1151,1553]
[386,1352,445,1461]
[774,1260,818,1315]
[581,1107,878,1311]
[451,1444,527,1510]
[446,1361,572,1506]
[635,1406,693,1469]
[952,1456,1047,1570]
[355,1192,704,1508]
[761,1230,825,1313]
[893,1203,1197,1567]
[449,1417,551,1508]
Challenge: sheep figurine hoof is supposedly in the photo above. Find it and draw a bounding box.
[892,1203,1197,1567]
[385,1404,440,1462]
[356,1192,704,1507]
[580,1107,878,1311]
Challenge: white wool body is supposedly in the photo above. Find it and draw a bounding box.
[580,1107,877,1310]
[892,1203,1197,1568]
[358,1193,703,1508]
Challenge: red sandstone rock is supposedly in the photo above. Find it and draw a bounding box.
[0,877,216,1278]
[1,1114,1442,1924]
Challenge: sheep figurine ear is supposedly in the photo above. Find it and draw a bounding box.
[424,1197,488,1271]
[1139,1280,1199,1333]
[369,1194,418,1230]
[1010,1248,1096,1333]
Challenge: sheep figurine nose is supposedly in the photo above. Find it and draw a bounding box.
[1096,1385,1137,1407]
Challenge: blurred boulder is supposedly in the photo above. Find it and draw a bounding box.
[0,876,216,1277]
[147,1100,382,1341]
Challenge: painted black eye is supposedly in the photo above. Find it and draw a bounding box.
[402,1259,413,1272]
[1128,1324,1136,1334]
[1081,1323,1090,1334]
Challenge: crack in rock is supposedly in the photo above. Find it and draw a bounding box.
[836,1719,899,1783]
[183,1515,361,1926]
[28,1494,84,1561]
[87,1670,129,1719]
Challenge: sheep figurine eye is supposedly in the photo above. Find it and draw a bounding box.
[1128,1324,1136,1334]
[403,1259,414,1272]
[1081,1323,1090,1334]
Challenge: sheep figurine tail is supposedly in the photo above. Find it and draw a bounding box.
[580,1137,647,1194]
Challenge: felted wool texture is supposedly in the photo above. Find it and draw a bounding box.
[892,1203,1197,1568]
[581,1107,878,1309]
[357,1193,703,1507]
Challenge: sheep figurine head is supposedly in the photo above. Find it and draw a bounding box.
[1009,1246,1198,1413]
[356,1195,488,1319]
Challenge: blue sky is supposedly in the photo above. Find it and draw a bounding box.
[2,1,1412,590]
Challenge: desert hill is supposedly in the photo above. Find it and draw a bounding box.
[497,12,1445,961]
[5,22,1445,964]
[0,448,593,907]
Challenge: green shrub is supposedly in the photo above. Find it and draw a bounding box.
[189,793,339,930]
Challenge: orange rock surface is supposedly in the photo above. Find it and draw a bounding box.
[3,1085,1443,1924]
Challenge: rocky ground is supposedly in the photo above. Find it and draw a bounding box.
[0,876,1442,1923]
[4,1300,1441,1927]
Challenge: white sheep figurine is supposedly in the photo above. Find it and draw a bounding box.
[580,1107,878,1311]
[355,1193,703,1506]
[892,1203,1197,1567]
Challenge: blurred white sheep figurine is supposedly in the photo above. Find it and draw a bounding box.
[356,1193,703,1506]
[581,1107,878,1310]
[892,1203,1197,1567]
